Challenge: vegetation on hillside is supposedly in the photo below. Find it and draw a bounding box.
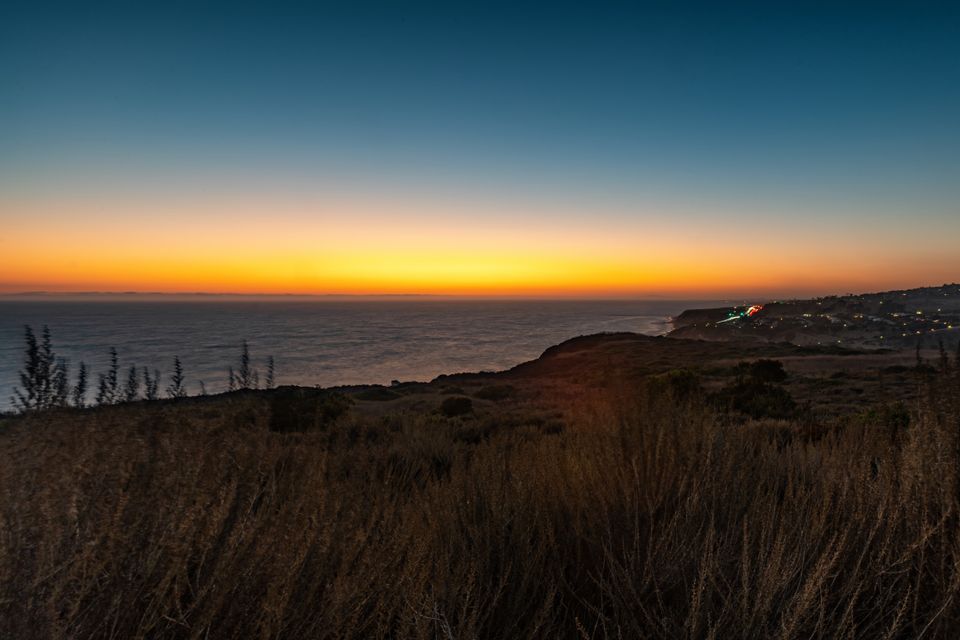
[8,326,276,412]
[2,345,960,638]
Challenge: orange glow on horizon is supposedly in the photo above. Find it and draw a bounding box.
[3,192,957,298]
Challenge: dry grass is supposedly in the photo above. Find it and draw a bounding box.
[1,368,960,639]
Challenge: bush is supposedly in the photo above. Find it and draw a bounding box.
[883,365,911,374]
[751,358,788,382]
[736,358,788,383]
[648,368,702,400]
[268,387,352,432]
[356,387,402,401]
[853,401,911,442]
[473,384,517,401]
[714,380,798,419]
[12,326,57,412]
[440,396,473,417]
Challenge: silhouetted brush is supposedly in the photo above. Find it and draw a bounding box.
[167,356,186,399]
[143,367,160,400]
[12,326,41,411]
[39,326,55,406]
[73,362,88,408]
[265,356,275,389]
[12,325,58,412]
[52,358,69,407]
[124,365,140,402]
[96,348,120,405]
[237,341,257,389]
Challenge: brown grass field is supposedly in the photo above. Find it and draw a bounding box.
[2,335,960,639]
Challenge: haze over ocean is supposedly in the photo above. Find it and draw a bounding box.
[0,299,703,407]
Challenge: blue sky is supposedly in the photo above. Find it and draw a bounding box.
[2,1,959,295]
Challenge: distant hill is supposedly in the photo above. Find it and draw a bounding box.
[669,283,960,349]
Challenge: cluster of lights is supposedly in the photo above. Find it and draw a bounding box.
[717,304,764,324]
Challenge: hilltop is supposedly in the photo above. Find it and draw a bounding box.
[670,283,960,349]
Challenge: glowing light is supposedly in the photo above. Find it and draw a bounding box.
[4,191,960,296]
[717,303,763,323]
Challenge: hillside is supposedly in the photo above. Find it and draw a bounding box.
[670,283,960,348]
[3,326,960,638]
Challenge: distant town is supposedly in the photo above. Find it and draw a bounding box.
[670,283,960,349]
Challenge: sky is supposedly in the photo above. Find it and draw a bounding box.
[2,1,959,298]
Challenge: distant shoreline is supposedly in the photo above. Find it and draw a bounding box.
[0,292,726,303]
[2,283,955,303]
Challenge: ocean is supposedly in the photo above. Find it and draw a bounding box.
[0,299,707,407]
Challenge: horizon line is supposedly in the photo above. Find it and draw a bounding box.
[0,290,713,301]
[1,282,957,302]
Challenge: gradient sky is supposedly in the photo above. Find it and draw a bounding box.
[2,1,959,297]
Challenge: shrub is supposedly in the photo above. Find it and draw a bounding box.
[440,396,473,417]
[883,364,910,374]
[12,325,57,412]
[124,366,140,402]
[265,356,276,389]
[51,359,69,408]
[648,368,702,400]
[268,388,352,432]
[234,341,258,390]
[96,348,120,405]
[72,362,88,408]
[736,358,788,383]
[142,368,160,400]
[854,401,911,442]
[713,380,798,419]
[473,384,517,401]
[751,358,788,382]
[166,356,186,399]
[356,387,402,401]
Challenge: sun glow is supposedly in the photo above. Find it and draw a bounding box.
[2,191,955,297]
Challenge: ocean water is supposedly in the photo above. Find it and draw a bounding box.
[0,299,705,407]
